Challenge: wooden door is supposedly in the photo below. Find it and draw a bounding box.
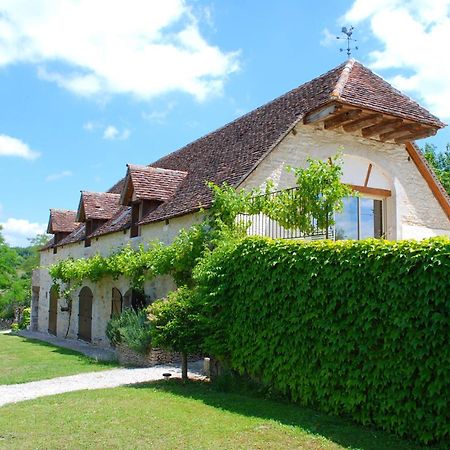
[111,288,122,317]
[78,287,93,342]
[48,287,58,335]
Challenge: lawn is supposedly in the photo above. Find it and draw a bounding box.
[0,333,116,385]
[0,380,443,450]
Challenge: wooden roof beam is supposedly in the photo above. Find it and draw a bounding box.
[303,103,345,124]
[379,123,422,142]
[395,128,438,144]
[343,113,383,132]
[324,109,363,130]
[361,118,403,138]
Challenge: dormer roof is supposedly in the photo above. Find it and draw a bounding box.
[120,164,188,205]
[77,192,121,222]
[47,209,79,234]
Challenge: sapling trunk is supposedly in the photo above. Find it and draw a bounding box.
[181,352,188,381]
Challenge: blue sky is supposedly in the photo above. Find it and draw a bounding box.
[0,0,449,246]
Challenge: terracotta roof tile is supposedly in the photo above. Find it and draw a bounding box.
[53,60,447,240]
[337,61,445,128]
[78,192,121,221]
[57,223,86,246]
[47,209,79,233]
[123,165,188,203]
[139,60,445,224]
[89,206,132,238]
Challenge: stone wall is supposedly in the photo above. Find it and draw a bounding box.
[34,213,199,346]
[0,319,13,330]
[116,345,200,367]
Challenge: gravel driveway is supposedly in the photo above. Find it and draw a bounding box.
[0,362,204,407]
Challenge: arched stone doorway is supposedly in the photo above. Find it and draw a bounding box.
[48,286,58,335]
[123,289,146,311]
[78,286,93,342]
[111,287,123,318]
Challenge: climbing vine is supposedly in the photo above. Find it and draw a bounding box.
[48,154,351,298]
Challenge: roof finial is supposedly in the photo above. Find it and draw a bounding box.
[336,26,358,59]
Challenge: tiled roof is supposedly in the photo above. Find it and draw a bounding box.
[57,223,86,246]
[47,209,79,233]
[78,192,121,221]
[89,206,132,238]
[122,165,188,204]
[49,59,447,243]
[139,60,445,224]
[334,61,444,128]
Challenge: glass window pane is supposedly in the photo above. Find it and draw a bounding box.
[335,197,358,240]
[360,198,383,239]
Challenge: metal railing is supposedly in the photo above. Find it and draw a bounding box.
[236,187,334,241]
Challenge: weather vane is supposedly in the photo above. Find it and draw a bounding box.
[336,26,358,58]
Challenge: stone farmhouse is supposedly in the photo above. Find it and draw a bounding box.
[32,59,450,346]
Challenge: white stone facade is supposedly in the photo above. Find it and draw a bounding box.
[33,124,450,346]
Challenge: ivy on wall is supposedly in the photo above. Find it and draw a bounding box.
[193,236,450,444]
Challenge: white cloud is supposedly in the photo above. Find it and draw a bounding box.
[142,101,177,124]
[45,170,72,182]
[0,218,46,247]
[0,0,240,102]
[83,121,98,132]
[320,28,337,47]
[103,125,130,140]
[344,0,450,119]
[0,134,40,160]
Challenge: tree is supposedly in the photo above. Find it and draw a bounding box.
[149,287,208,381]
[421,143,450,194]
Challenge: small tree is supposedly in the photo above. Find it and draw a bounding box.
[422,143,450,194]
[265,154,354,236]
[149,287,207,381]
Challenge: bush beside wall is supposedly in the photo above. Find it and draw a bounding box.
[196,237,450,444]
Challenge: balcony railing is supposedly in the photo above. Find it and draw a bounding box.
[236,187,335,241]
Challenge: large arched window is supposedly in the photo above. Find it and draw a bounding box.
[335,155,392,240]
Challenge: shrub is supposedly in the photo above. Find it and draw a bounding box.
[195,236,450,444]
[11,306,31,331]
[106,308,152,355]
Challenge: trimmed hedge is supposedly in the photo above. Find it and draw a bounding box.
[195,237,450,444]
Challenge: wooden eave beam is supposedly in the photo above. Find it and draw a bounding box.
[347,184,392,197]
[324,109,363,130]
[303,102,345,124]
[342,113,383,132]
[405,142,450,219]
[379,123,422,142]
[361,118,404,138]
[395,128,438,144]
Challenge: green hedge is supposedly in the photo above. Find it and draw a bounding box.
[195,237,450,444]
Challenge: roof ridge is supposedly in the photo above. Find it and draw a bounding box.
[330,58,355,100]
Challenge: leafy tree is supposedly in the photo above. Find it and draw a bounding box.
[0,228,49,318]
[265,155,354,235]
[421,143,450,194]
[149,287,207,381]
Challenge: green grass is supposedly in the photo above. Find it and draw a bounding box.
[0,333,116,385]
[0,380,445,450]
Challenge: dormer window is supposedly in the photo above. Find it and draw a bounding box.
[46,209,80,254]
[120,164,188,238]
[76,192,121,247]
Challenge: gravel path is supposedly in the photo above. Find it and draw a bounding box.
[0,363,204,407]
[17,330,116,361]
